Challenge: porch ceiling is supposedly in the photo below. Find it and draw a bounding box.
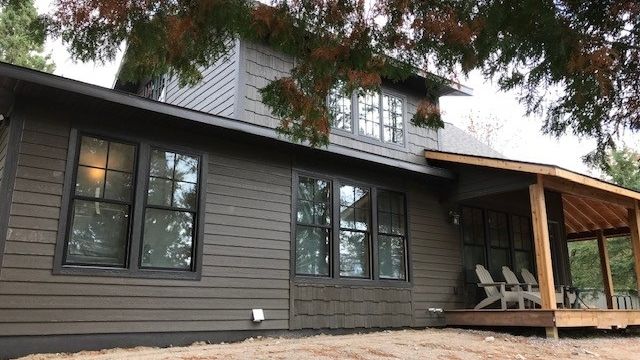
[563,194,630,240]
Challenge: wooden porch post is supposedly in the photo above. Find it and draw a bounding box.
[629,201,640,294]
[596,230,615,309]
[529,175,558,339]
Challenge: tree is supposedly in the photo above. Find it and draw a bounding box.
[0,0,54,72]
[602,146,640,191]
[47,1,639,161]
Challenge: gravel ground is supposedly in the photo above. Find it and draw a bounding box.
[17,328,640,360]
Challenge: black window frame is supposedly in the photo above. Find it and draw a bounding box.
[291,171,411,287]
[54,128,206,280]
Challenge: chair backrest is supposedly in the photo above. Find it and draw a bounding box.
[475,264,498,297]
[521,268,538,285]
[502,266,521,291]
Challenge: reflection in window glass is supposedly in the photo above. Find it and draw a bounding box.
[377,190,406,280]
[358,92,380,139]
[339,184,370,278]
[65,136,136,267]
[142,149,200,270]
[382,95,404,144]
[295,177,331,276]
[328,85,352,132]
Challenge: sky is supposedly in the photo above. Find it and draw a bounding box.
[33,1,639,177]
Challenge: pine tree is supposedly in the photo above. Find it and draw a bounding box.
[0,0,55,73]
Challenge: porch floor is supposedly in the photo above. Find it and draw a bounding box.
[445,309,640,329]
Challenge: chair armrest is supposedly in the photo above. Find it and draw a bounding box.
[477,282,506,287]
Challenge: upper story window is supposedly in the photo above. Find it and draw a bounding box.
[328,88,405,146]
[294,173,409,283]
[59,133,204,278]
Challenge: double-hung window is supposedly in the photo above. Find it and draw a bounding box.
[59,133,204,277]
[328,88,405,146]
[294,174,408,283]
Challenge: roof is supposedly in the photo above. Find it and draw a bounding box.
[437,123,504,158]
[0,62,452,178]
[425,149,640,204]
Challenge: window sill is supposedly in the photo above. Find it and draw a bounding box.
[293,275,412,288]
[54,265,202,281]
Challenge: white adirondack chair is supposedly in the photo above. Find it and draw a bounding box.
[474,264,539,310]
[519,268,577,307]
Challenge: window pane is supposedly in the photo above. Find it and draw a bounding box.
[147,177,173,207]
[65,200,129,266]
[75,166,105,198]
[382,95,404,144]
[107,142,135,172]
[378,235,406,280]
[515,250,533,274]
[295,226,330,276]
[149,150,175,179]
[463,245,485,271]
[489,248,509,274]
[358,91,380,139]
[141,209,194,270]
[173,181,197,209]
[174,154,199,183]
[328,85,352,132]
[340,185,370,231]
[78,137,108,168]
[339,230,370,278]
[104,170,132,201]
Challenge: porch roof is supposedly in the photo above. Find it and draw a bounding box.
[424,150,640,240]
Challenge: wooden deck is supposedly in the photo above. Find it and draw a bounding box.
[445,309,640,329]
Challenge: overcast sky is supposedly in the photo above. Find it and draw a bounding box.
[34,1,639,177]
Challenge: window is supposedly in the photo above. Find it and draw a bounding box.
[328,85,352,132]
[462,207,486,274]
[339,184,371,278]
[487,211,510,274]
[293,174,408,283]
[512,215,534,273]
[142,150,200,270]
[59,133,203,277]
[327,87,405,146]
[295,176,331,276]
[377,190,407,280]
[65,136,135,267]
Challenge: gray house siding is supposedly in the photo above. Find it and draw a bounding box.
[0,98,465,341]
[163,41,239,118]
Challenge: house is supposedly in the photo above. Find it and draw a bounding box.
[0,38,640,358]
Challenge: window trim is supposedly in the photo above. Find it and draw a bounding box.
[54,128,206,280]
[291,170,411,288]
[327,88,408,150]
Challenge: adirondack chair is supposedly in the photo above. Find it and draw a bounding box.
[474,264,536,310]
[520,268,577,308]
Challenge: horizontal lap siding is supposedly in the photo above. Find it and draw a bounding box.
[164,42,238,118]
[0,107,292,336]
[408,182,464,325]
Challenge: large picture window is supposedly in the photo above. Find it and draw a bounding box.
[59,133,204,278]
[293,174,408,283]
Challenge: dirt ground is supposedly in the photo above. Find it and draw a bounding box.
[17,328,640,360]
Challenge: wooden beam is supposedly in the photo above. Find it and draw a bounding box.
[544,176,636,209]
[529,175,557,311]
[424,150,640,204]
[628,201,640,293]
[573,197,616,230]
[566,227,630,241]
[597,231,615,309]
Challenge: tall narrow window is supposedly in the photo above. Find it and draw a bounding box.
[328,86,352,132]
[141,149,200,270]
[295,176,332,276]
[339,184,371,278]
[512,215,534,273]
[462,207,486,274]
[65,136,136,267]
[487,211,510,274]
[358,92,381,139]
[377,190,407,280]
[382,95,404,144]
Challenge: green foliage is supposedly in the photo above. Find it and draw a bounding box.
[568,237,637,291]
[0,0,54,72]
[602,147,640,191]
[47,1,640,156]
